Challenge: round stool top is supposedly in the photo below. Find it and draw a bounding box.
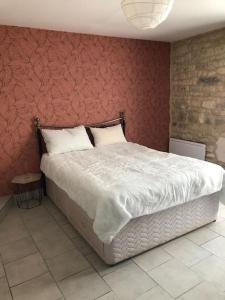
[12,173,42,184]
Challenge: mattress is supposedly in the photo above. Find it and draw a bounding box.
[41,142,225,244]
[47,178,220,265]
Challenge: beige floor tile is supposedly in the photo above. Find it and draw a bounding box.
[71,235,94,256]
[96,291,119,300]
[86,252,131,277]
[148,259,201,298]
[59,268,110,299]
[46,249,90,281]
[0,276,12,300]
[202,236,225,258]
[1,209,23,227]
[36,231,74,259]
[45,203,62,216]
[133,247,172,272]
[0,222,29,246]
[5,252,48,287]
[21,206,49,219]
[45,202,63,215]
[50,210,68,225]
[103,262,156,300]
[30,221,64,243]
[191,255,225,291]
[4,198,225,300]
[163,237,211,266]
[23,212,55,232]
[42,198,55,210]
[11,273,62,300]
[136,286,174,300]
[61,223,79,239]
[185,227,219,245]
[21,207,51,225]
[0,236,37,264]
[177,281,225,300]
[207,220,225,236]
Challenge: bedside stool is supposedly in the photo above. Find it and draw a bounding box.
[12,173,43,209]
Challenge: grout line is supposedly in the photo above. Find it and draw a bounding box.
[185,234,220,247]
[158,241,218,270]
[100,261,157,300]
[4,201,112,299]
[94,291,116,300]
[131,258,159,288]
[145,262,201,300]
[60,223,80,239]
[31,234,74,259]
[131,247,213,299]
[2,249,39,267]
[0,235,30,249]
[0,253,14,300]
[4,199,224,300]
[55,265,93,283]
[19,198,107,299]
[8,271,49,289]
[174,280,204,299]
[205,226,225,237]
[19,203,66,299]
[188,253,213,268]
[0,204,23,299]
[138,256,173,272]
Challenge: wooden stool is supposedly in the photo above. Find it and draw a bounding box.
[12,173,43,209]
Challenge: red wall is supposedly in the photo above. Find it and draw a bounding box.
[0,26,170,196]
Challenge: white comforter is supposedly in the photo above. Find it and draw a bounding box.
[41,142,225,243]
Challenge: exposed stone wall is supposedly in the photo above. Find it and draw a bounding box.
[171,28,225,166]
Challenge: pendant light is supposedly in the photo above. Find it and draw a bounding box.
[121,0,175,30]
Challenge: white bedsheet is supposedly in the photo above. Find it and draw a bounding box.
[40,142,225,243]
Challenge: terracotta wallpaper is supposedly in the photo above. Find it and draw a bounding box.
[0,25,170,196]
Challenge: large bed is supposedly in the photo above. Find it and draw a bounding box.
[35,113,225,264]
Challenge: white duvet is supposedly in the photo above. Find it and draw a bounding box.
[41,142,225,243]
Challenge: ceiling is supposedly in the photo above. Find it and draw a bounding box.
[0,0,225,42]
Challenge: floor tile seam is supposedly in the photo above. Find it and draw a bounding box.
[20,209,65,299]
[0,252,14,300]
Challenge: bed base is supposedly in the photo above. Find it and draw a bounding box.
[46,178,219,265]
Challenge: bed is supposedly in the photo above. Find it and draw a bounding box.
[34,113,225,264]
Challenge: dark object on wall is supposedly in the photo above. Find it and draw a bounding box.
[198,76,220,85]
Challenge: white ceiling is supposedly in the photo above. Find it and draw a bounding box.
[0,0,225,42]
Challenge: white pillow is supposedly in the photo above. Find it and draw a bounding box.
[42,126,93,154]
[90,124,127,147]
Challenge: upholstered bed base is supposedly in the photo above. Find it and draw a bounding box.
[46,178,219,265]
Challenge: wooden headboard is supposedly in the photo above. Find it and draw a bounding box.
[34,112,126,158]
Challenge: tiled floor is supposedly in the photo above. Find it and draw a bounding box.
[1,198,225,300]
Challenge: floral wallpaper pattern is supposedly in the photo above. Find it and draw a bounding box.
[0,25,170,196]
